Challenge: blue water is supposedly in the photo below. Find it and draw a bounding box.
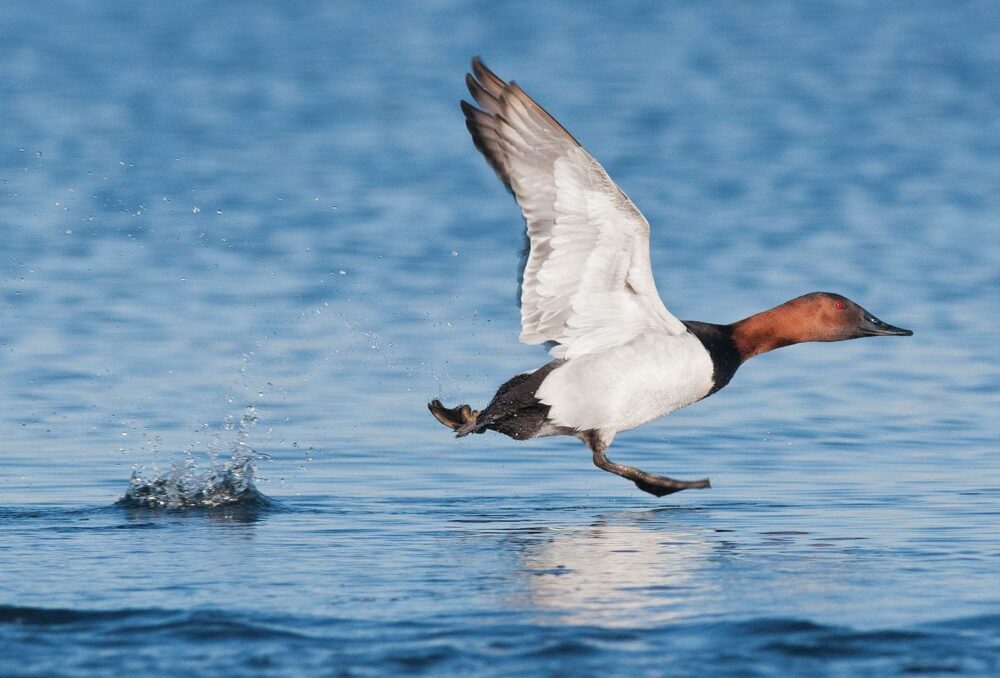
[2,1,999,675]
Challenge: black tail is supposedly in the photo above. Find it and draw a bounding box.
[428,360,567,442]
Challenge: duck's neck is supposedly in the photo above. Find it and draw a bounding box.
[730,301,811,361]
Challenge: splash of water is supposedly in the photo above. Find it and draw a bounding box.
[118,407,270,509]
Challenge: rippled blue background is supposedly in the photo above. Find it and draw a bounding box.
[2,1,998,675]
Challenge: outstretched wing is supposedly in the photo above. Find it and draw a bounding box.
[462,58,686,359]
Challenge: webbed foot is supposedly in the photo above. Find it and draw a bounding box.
[428,400,480,433]
[587,437,712,497]
[633,475,711,497]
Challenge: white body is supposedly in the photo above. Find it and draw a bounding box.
[536,332,715,442]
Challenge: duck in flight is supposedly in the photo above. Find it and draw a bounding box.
[429,58,912,497]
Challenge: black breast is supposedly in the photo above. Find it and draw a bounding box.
[682,321,742,397]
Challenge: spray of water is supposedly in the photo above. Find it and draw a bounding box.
[118,407,270,509]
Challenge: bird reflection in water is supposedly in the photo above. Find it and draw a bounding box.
[515,510,716,627]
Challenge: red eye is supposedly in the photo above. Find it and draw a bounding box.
[835,300,845,310]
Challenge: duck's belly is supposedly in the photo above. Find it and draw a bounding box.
[535,332,715,434]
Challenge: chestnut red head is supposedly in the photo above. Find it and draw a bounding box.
[805,292,913,341]
[731,292,913,361]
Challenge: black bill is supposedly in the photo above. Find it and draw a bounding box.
[858,313,913,337]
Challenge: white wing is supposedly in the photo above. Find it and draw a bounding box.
[462,58,687,359]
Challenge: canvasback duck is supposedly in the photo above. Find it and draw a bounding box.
[429,58,912,497]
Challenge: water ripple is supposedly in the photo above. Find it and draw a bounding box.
[2,605,997,676]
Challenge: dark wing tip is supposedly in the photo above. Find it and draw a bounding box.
[470,57,508,97]
[461,58,513,191]
[470,56,495,82]
[468,57,583,150]
[463,119,513,191]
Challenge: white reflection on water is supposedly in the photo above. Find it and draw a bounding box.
[517,511,716,627]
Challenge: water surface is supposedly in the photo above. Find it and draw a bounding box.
[1,1,998,675]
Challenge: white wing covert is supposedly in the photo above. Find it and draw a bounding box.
[462,58,687,359]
